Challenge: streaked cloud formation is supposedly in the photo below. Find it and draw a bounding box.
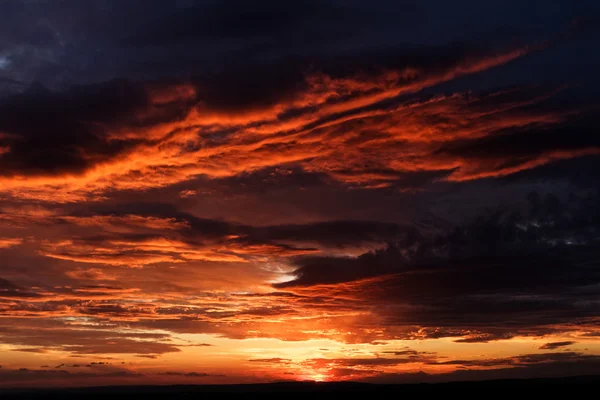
[1,0,599,387]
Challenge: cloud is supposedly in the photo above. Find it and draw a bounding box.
[365,353,600,384]
[269,190,600,341]
[432,351,595,367]
[0,1,599,388]
[0,319,180,356]
[435,112,600,181]
[158,371,223,378]
[280,188,600,286]
[0,237,22,248]
[249,358,293,364]
[38,237,249,267]
[248,351,600,383]
[3,201,423,269]
[125,0,353,46]
[306,353,437,368]
[0,189,598,348]
[0,366,144,386]
[0,36,585,202]
[12,347,49,353]
[0,80,153,176]
[539,341,577,350]
[0,277,40,299]
[273,242,600,341]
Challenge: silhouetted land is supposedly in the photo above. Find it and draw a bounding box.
[2,375,600,398]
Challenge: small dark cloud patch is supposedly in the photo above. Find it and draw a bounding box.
[0,367,143,381]
[12,347,48,353]
[158,371,224,378]
[0,278,40,298]
[248,358,292,364]
[539,341,577,350]
[436,114,600,164]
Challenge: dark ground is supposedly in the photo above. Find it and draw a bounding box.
[1,375,599,397]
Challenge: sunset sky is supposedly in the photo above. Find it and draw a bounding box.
[1,0,600,388]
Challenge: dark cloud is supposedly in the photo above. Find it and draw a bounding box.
[432,351,594,367]
[382,350,424,356]
[453,332,517,343]
[254,221,420,248]
[70,200,426,249]
[306,351,436,368]
[248,358,292,364]
[274,190,600,339]
[279,242,600,336]
[12,348,49,353]
[158,371,224,378]
[499,155,600,186]
[0,366,143,383]
[279,188,600,287]
[181,39,533,115]
[125,0,410,48]
[436,114,600,163]
[366,353,600,384]
[0,278,39,298]
[276,246,409,287]
[0,80,151,175]
[2,0,595,89]
[539,341,577,350]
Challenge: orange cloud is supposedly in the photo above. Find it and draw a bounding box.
[0,237,22,248]
[1,42,586,202]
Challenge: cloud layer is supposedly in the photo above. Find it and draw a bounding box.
[1,0,599,387]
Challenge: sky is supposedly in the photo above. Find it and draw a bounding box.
[1,0,600,388]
